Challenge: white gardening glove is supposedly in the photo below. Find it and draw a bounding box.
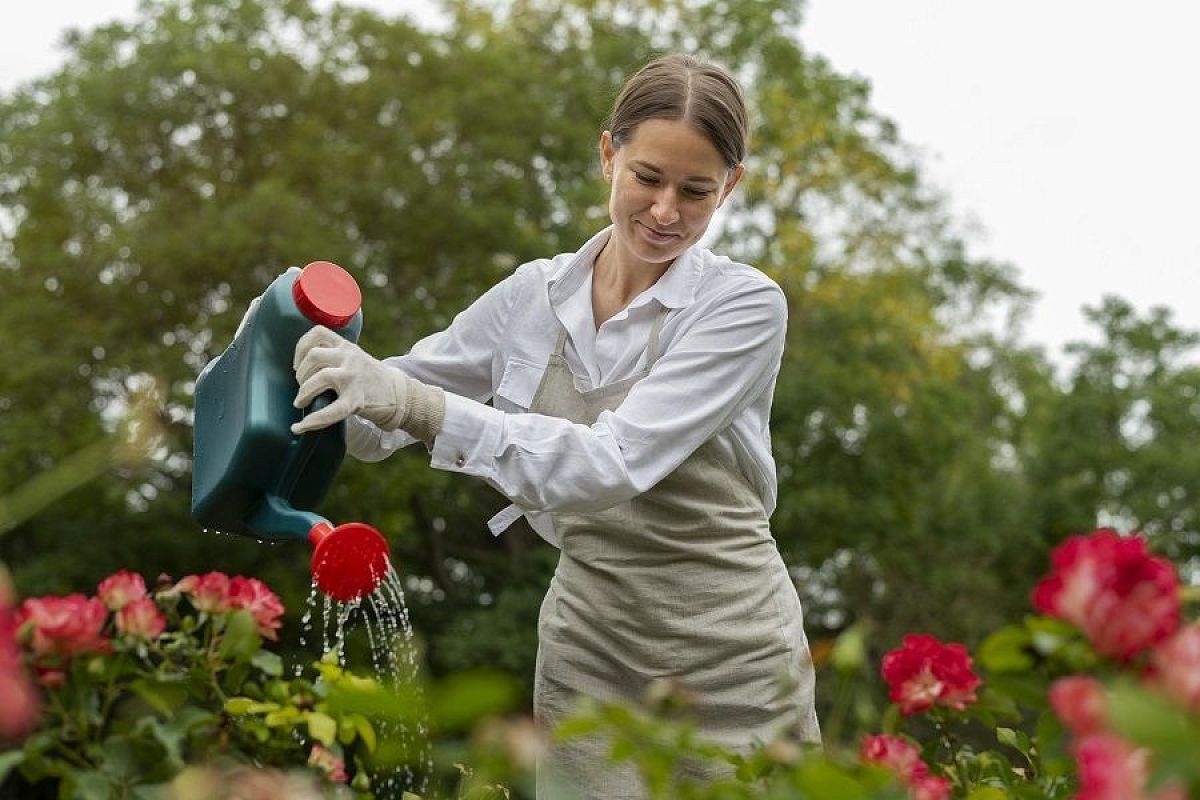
[291,326,445,443]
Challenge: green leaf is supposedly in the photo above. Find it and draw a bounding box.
[306,711,338,747]
[608,736,636,762]
[966,788,1009,800]
[996,726,1033,760]
[830,622,869,673]
[250,649,283,677]
[70,769,114,800]
[217,609,261,664]
[977,624,1034,673]
[130,678,188,715]
[223,697,280,715]
[881,702,902,735]
[0,750,26,784]
[553,716,604,741]
[429,670,520,731]
[1107,681,1196,753]
[352,714,377,753]
[794,759,875,798]
[132,717,187,777]
[264,707,302,727]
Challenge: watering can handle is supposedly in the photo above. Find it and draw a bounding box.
[275,390,338,498]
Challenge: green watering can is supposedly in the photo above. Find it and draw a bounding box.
[192,261,389,601]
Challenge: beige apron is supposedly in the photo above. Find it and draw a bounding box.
[532,309,820,800]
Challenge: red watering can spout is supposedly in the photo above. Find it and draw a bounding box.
[308,521,390,602]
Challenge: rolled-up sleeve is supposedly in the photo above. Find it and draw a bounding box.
[430,280,787,512]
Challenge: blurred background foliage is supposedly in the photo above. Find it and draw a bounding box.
[2,0,1198,736]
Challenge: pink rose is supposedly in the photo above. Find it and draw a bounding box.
[16,594,109,659]
[97,570,147,611]
[175,572,234,612]
[881,633,982,715]
[910,775,952,800]
[229,577,285,641]
[1149,622,1200,713]
[116,596,166,640]
[861,734,948,800]
[1049,675,1108,737]
[0,572,39,740]
[1033,529,1179,661]
[1073,734,1186,800]
[307,744,348,783]
[861,734,926,781]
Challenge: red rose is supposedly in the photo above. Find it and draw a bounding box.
[881,633,981,715]
[175,572,234,612]
[97,570,147,611]
[1049,675,1108,737]
[116,596,166,640]
[911,775,952,800]
[1032,529,1179,661]
[229,577,285,640]
[16,594,109,659]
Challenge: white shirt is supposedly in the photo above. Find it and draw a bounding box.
[346,226,788,545]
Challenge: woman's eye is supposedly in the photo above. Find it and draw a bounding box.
[633,172,658,186]
[683,187,713,199]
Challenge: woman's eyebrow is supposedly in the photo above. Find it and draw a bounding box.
[629,160,720,185]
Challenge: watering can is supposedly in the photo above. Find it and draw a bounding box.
[192,261,389,601]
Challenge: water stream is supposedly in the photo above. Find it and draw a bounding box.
[299,562,432,794]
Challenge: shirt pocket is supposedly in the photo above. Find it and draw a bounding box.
[494,356,546,412]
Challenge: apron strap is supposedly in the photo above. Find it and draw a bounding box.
[552,327,570,357]
[645,306,669,369]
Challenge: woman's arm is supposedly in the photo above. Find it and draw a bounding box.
[430,278,787,511]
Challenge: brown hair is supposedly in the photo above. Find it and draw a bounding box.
[608,54,748,169]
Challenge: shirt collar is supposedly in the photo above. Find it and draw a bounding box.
[547,225,703,310]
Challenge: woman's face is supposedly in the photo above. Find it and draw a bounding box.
[600,117,744,272]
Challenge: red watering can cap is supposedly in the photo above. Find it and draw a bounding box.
[293,261,362,329]
[309,522,390,602]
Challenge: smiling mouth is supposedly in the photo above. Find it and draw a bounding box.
[638,222,678,239]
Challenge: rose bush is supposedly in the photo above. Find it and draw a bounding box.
[3,527,1198,800]
[0,569,380,798]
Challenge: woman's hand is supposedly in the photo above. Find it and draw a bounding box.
[291,327,444,442]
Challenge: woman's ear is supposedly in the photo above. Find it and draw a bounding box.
[718,163,745,207]
[599,130,616,183]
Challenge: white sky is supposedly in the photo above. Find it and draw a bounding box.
[3,1,1198,362]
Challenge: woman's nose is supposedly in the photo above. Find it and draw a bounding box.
[651,191,680,226]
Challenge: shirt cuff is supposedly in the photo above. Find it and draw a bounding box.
[430,392,505,480]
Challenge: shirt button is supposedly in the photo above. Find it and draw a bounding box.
[455,454,466,467]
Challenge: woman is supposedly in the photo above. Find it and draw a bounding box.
[290,53,821,798]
